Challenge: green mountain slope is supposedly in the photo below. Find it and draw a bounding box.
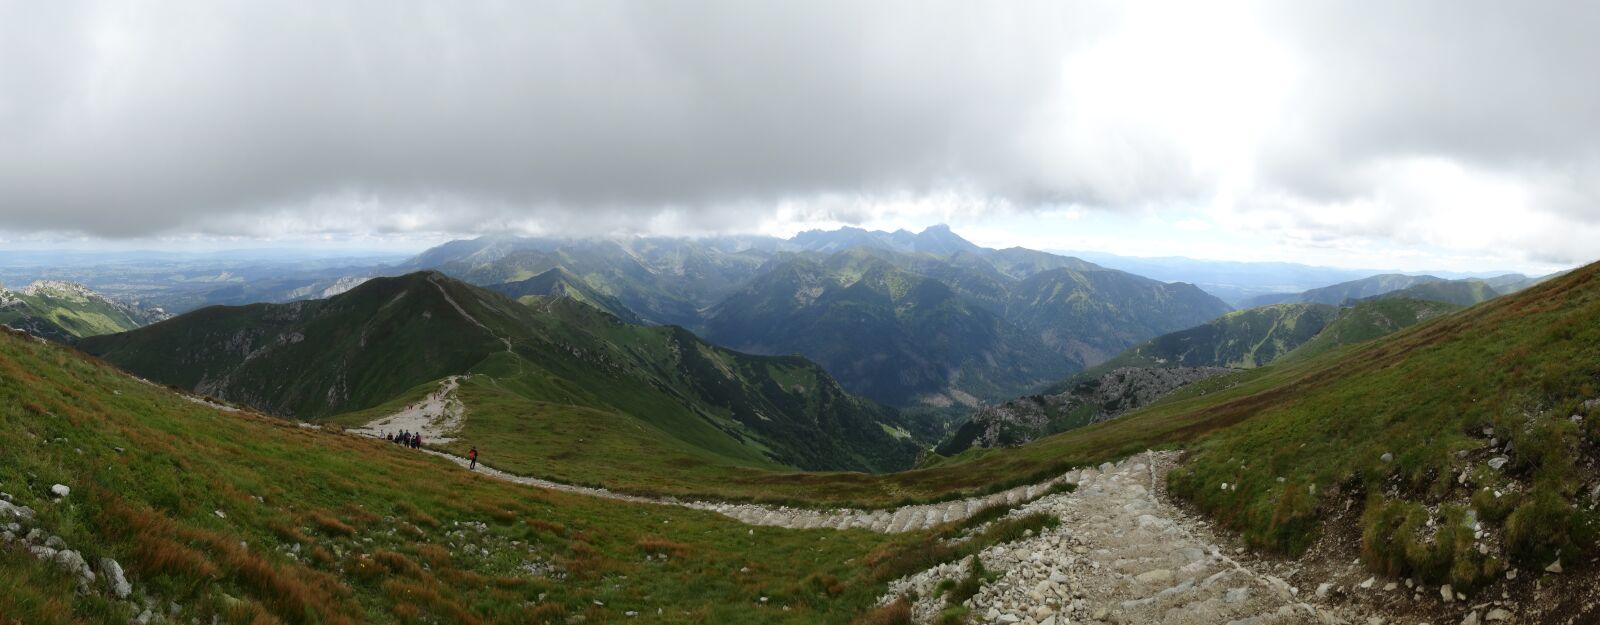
[1245,273,1445,307]
[704,254,1071,408]
[79,272,918,480]
[0,281,164,342]
[0,327,967,625]
[433,240,769,327]
[938,298,1470,456]
[487,267,643,324]
[1092,303,1341,371]
[1370,279,1499,306]
[703,247,1232,408]
[1276,297,1463,363]
[1003,268,1233,366]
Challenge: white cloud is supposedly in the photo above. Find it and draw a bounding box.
[0,0,1596,271]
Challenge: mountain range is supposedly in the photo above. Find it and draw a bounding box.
[405,226,1232,407]
[79,272,919,482]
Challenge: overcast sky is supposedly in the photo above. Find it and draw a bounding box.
[1,1,1595,273]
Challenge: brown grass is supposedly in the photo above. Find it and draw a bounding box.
[305,510,356,537]
[635,535,693,558]
[855,598,912,625]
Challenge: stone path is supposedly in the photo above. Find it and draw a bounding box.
[881,451,1381,625]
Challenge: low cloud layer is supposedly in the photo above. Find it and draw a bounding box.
[1,1,1596,266]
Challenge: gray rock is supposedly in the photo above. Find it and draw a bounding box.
[0,499,34,522]
[1485,608,1512,622]
[1487,456,1509,470]
[49,484,69,498]
[1135,569,1173,584]
[100,557,132,598]
[1440,584,1453,602]
[1545,559,1563,574]
[1380,452,1394,463]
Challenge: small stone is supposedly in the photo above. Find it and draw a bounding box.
[1316,582,1334,598]
[213,510,226,519]
[1461,611,1480,625]
[1440,584,1454,602]
[49,484,69,498]
[1359,576,1375,589]
[1487,457,1509,470]
[1485,608,1512,622]
[1506,569,1517,580]
[1135,569,1173,584]
[1380,452,1394,463]
[1545,559,1562,574]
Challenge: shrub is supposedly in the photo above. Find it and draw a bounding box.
[1504,483,1598,567]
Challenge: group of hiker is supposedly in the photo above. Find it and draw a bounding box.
[380,430,479,471]
[386,430,423,449]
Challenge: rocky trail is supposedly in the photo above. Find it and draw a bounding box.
[348,375,466,443]
[881,452,1391,625]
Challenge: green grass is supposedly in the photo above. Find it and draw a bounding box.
[0,328,1034,625]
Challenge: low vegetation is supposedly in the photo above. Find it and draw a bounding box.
[0,328,1036,624]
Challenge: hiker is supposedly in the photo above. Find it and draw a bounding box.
[412,434,422,449]
[469,447,478,470]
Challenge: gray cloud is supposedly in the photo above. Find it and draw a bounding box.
[0,0,1597,268]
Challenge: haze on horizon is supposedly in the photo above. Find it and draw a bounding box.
[2,1,1597,275]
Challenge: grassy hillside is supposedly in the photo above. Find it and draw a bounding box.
[0,327,1020,625]
[1246,273,1444,307]
[891,262,1600,588]
[0,281,161,342]
[1275,297,1462,363]
[1372,279,1499,306]
[1091,303,1340,371]
[80,273,919,482]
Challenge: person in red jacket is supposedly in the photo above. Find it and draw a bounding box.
[469,447,478,470]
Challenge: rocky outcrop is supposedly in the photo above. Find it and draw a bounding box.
[939,367,1236,454]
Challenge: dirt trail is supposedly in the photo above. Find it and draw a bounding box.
[882,451,1387,625]
[349,377,1081,531]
